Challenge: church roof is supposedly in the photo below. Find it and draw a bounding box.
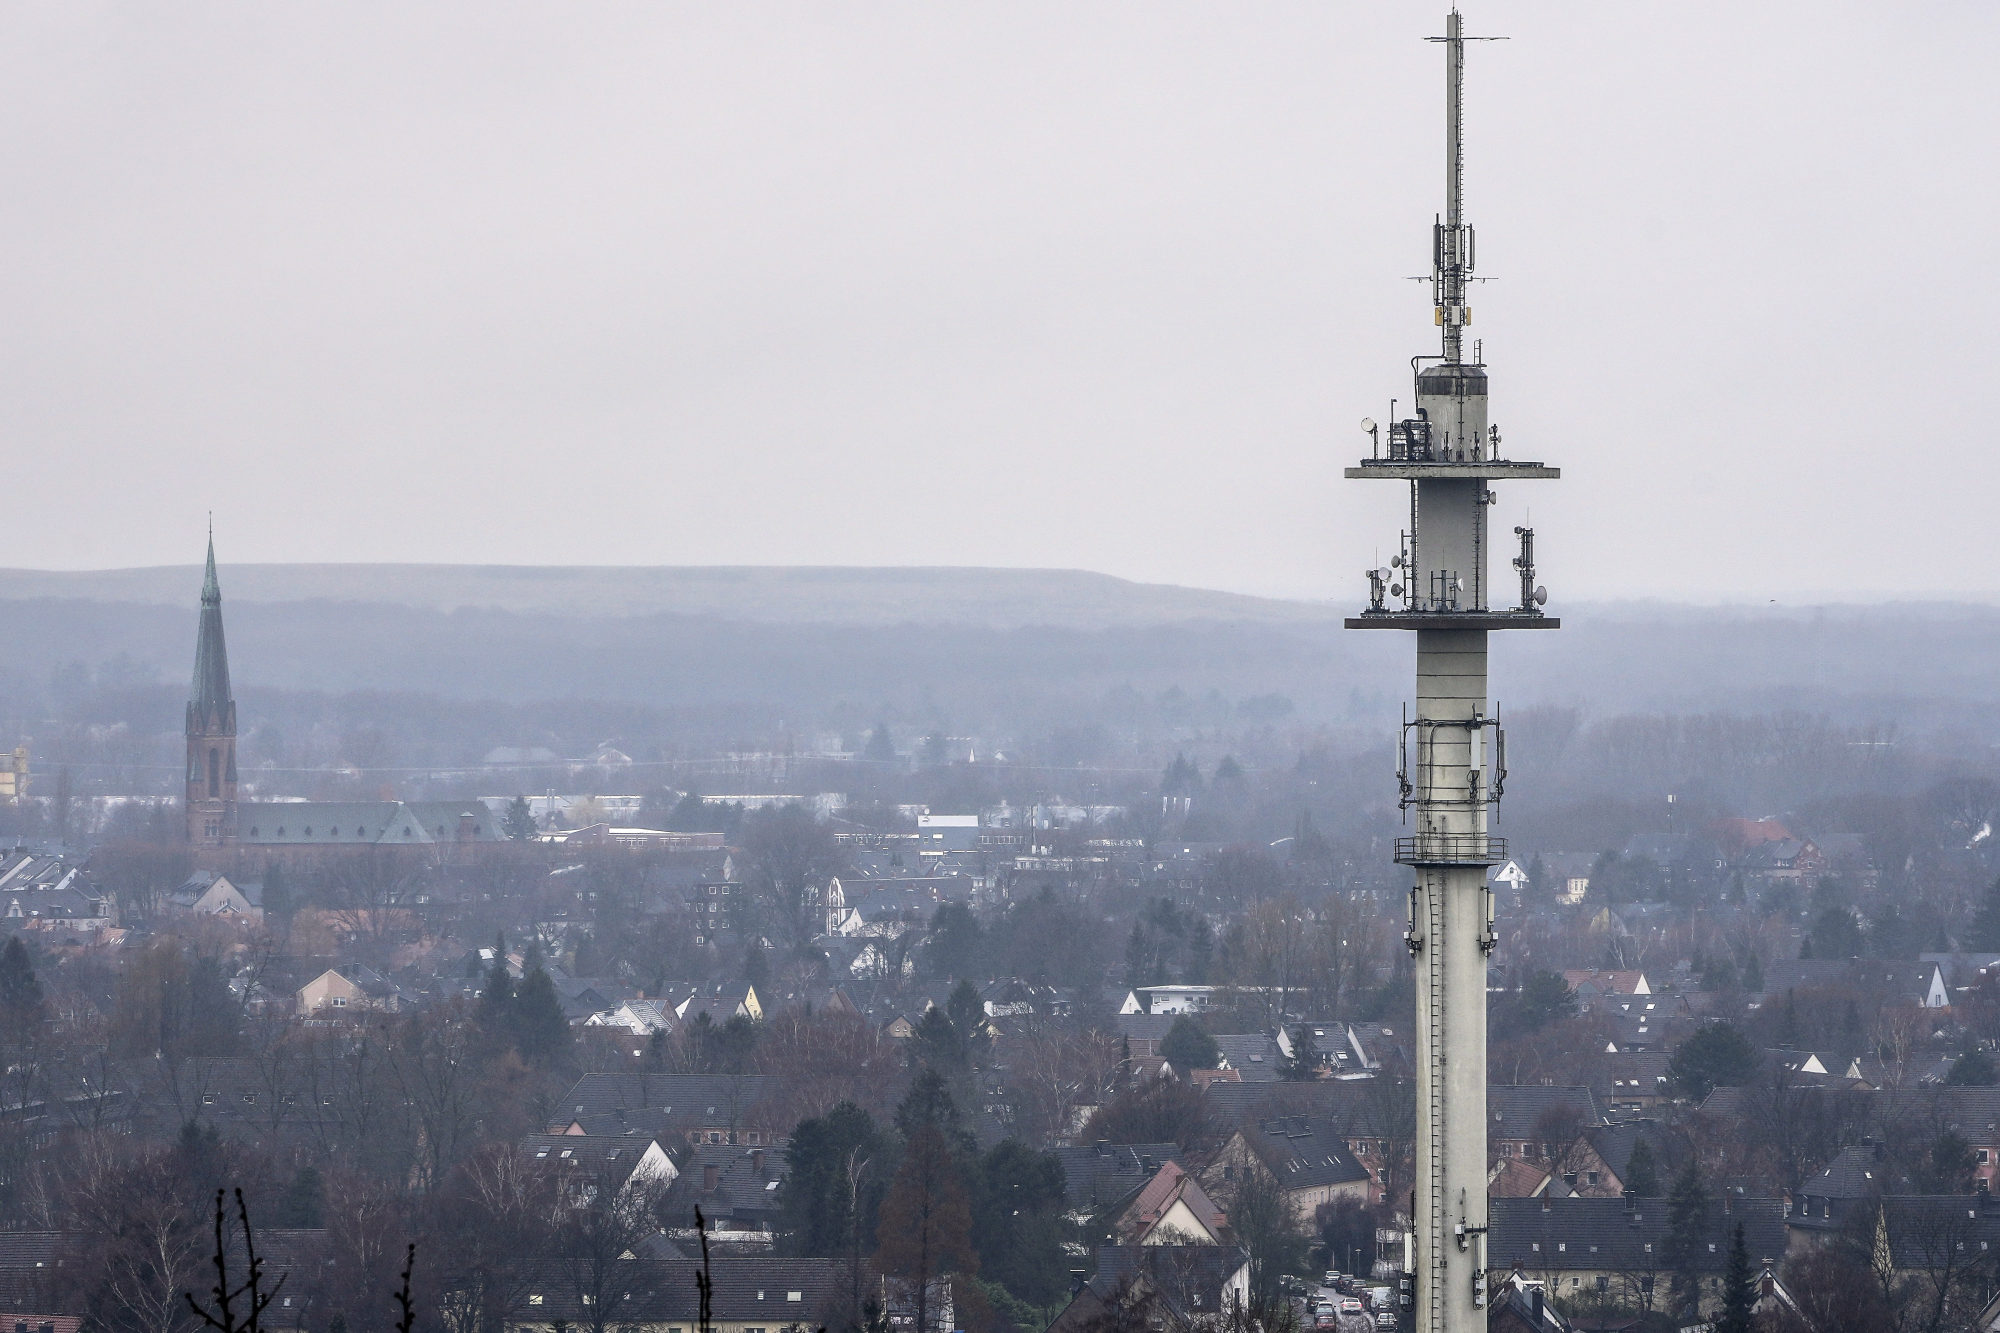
[188,530,234,733]
[236,801,506,846]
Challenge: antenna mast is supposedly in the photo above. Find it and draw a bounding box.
[1431,10,1486,366]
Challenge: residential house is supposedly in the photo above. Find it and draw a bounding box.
[1047,1245,1251,1333]
[551,1073,779,1147]
[297,964,405,1015]
[1488,1195,1787,1314]
[1051,1142,1181,1213]
[662,1141,787,1235]
[521,1133,678,1206]
[169,872,263,924]
[1201,1116,1370,1223]
[1114,1162,1230,1246]
[1488,1087,1605,1166]
[506,1256,842,1333]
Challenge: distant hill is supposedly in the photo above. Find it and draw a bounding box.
[0,564,1996,737]
[0,564,1338,629]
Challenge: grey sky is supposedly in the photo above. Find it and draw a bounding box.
[2,4,1990,603]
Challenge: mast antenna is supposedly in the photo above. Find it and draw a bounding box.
[1425,12,1504,365]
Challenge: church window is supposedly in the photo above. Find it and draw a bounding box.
[208,748,220,795]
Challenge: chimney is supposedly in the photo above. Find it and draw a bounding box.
[751,1148,766,1177]
[702,1164,719,1192]
[1539,1191,1551,1213]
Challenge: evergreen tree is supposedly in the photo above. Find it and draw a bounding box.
[1714,1222,1756,1333]
[864,724,896,763]
[1807,905,1866,959]
[1667,1022,1759,1100]
[1663,1160,1711,1318]
[260,861,293,923]
[1161,753,1201,795]
[946,981,989,1067]
[895,1069,976,1158]
[1623,1137,1661,1197]
[277,1165,326,1227]
[0,937,44,1046]
[779,1101,889,1258]
[1970,876,2000,951]
[1741,951,1764,993]
[476,938,514,1033]
[1160,1016,1221,1072]
[971,1140,1068,1307]
[510,962,571,1062]
[504,795,538,841]
[910,1008,968,1079]
[1280,1023,1320,1081]
[1948,1046,1998,1087]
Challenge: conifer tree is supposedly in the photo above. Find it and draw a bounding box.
[0,937,45,1046]
[1713,1222,1756,1333]
[1664,1160,1711,1318]
[1623,1137,1661,1197]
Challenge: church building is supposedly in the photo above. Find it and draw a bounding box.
[183,535,506,864]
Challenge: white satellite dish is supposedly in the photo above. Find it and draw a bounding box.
[1360,417,1376,433]
[1534,586,1548,606]
[1454,577,1465,591]
[1375,567,1391,583]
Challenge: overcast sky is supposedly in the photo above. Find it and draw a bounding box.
[1,4,1991,603]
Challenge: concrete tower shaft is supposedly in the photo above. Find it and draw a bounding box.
[1344,13,1559,1333]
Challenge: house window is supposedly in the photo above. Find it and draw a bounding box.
[332,997,347,1008]
[1981,1150,1991,1164]
[202,1093,216,1105]
[1586,1171,1599,1185]
[528,1296,543,1306]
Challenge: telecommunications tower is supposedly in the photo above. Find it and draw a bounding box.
[1346,12,1556,1333]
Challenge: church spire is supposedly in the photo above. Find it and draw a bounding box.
[186,524,239,848]
[190,524,232,730]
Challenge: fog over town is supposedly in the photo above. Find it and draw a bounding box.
[1,6,1997,1333]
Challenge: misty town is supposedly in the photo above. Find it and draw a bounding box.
[1,6,1992,1333]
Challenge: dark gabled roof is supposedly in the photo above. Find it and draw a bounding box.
[1873,1196,2000,1270]
[1490,1197,1787,1273]
[1050,1142,1179,1209]
[1203,1079,1402,1137]
[518,1257,843,1323]
[520,1133,660,1186]
[1489,1086,1604,1134]
[663,1140,788,1224]
[1243,1117,1371,1191]
[1799,1143,1894,1200]
[554,1073,776,1134]
[1210,1033,1281,1080]
[1114,1013,1177,1041]
[1091,1244,1248,1321]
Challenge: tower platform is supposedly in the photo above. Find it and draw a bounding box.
[1345,461,1558,480]
[1345,612,1558,631]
